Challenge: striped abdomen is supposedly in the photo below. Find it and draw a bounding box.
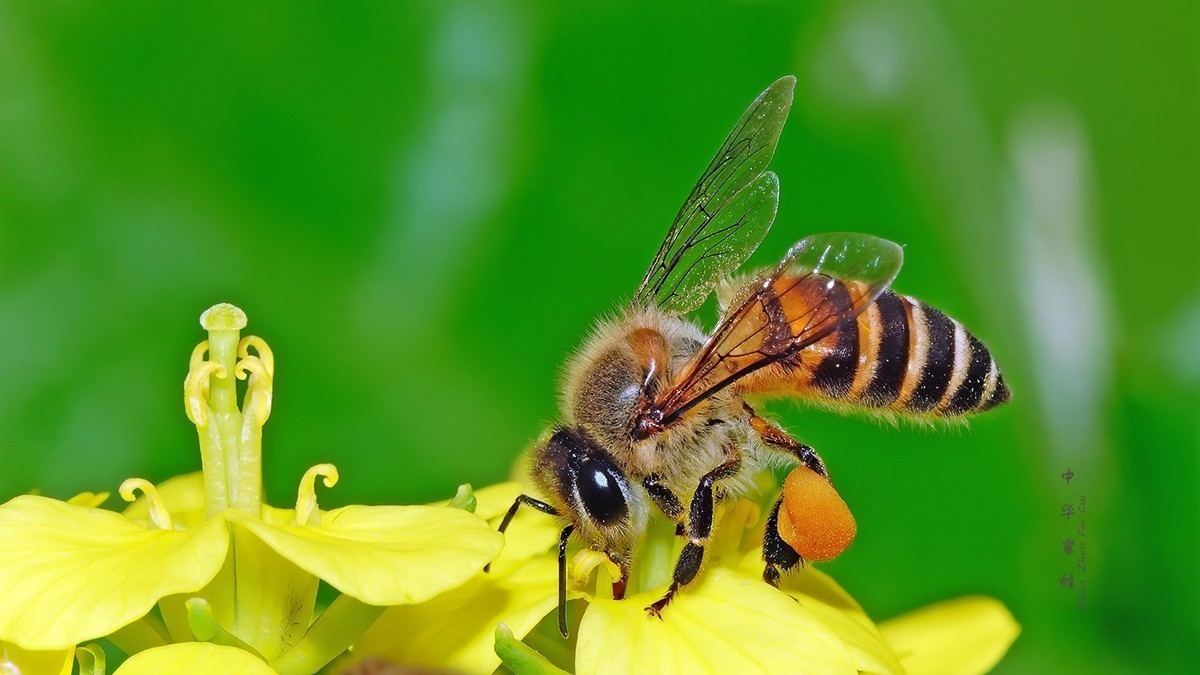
[740,290,1010,417]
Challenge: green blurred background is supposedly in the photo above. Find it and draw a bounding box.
[0,1,1195,672]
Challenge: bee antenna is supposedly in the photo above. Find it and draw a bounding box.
[557,524,574,638]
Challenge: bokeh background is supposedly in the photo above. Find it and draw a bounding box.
[1,1,1195,672]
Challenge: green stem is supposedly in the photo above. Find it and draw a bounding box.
[270,595,385,675]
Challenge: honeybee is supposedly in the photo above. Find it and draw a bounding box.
[496,76,1010,636]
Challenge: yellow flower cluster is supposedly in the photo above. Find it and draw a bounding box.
[0,304,502,674]
[341,483,1020,674]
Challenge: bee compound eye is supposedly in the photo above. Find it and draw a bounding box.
[574,455,629,527]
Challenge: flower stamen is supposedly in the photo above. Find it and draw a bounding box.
[185,597,219,642]
[295,464,339,526]
[74,644,106,675]
[238,336,275,377]
[120,478,175,530]
[235,356,273,426]
[185,598,269,659]
[184,360,227,426]
[189,340,210,370]
[570,549,622,588]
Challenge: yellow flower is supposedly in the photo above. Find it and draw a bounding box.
[0,640,73,675]
[113,642,274,674]
[878,596,1021,675]
[0,486,229,652]
[342,482,1019,675]
[334,482,562,674]
[0,303,502,674]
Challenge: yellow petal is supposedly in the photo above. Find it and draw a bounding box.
[879,596,1020,675]
[66,492,109,509]
[577,567,856,675]
[259,504,302,527]
[782,569,903,673]
[731,551,903,674]
[0,641,73,675]
[0,496,229,650]
[113,642,275,675]
[339,555,560,674]
[228,504,502,605]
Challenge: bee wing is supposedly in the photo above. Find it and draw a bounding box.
[634,76,795,315]
[648,233,904,426]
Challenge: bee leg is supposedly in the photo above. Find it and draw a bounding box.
[491,496,574,636]
[645,457,742,618]
[761,498,803,587]
[642,474,685,535]
[746,407,828,478]
[486,494,559,573]
[645,541,703,618]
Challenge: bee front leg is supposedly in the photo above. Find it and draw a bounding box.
[645,456,742,618]
[488,494,559,573]
[642,474,685,535]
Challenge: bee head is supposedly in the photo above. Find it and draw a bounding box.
[529,426,646,559]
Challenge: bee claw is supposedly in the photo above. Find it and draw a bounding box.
[645,592,673,619]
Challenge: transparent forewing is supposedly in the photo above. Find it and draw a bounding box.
[650,233,904,424]
[635,76,796,315]
[650,172,780,314]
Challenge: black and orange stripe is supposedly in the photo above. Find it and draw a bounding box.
[740,288,1010,417]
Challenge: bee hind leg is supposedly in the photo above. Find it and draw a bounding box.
[762,497,803,587]
[645,456,741,618]
[746,404,829,478]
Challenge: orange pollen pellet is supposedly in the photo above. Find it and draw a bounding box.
[776,465,857,562]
